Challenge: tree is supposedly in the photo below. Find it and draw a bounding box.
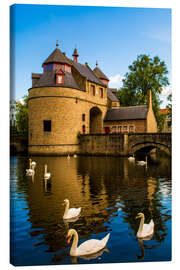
[117,54,169,129]
[166,93,172,113]
[15,94,28,136]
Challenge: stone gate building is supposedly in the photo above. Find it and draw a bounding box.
[28,42,157,155]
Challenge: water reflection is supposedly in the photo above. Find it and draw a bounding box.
[11,155,171,265]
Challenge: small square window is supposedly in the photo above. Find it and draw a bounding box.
[129,126,135,132]
[123,126,128,132]
[44,120,51,132]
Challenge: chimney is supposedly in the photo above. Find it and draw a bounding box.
[148,89,152,109]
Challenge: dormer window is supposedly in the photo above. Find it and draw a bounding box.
[57,74,63,84]
[56,69,64,85]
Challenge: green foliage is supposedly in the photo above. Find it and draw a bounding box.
[158,114,166,132]
[15,95,28,136]
[166,93,172,113]
[117,54,169,129]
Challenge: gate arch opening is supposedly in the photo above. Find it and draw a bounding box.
[89,107,102,134]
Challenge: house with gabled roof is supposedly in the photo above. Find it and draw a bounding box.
[28,42,157,155]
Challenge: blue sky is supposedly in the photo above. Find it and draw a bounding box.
[10,4,171,107]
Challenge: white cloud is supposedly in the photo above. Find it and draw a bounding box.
[161,86,172,98]
[109,74,123,89]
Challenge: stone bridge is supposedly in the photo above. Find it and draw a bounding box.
[10,134,28,155]
[79,133,171,156]
[126,133,171,156]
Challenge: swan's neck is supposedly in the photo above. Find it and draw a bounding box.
[64,201,70,217]
[44,166,47,175]
[70,230,78,256]
[29,159,32,169]
[138,215,145,234]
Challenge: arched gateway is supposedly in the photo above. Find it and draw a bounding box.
[90,107,102,134]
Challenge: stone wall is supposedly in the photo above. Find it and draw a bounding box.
[79,134,126,156]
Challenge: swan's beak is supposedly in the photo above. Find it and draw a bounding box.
[135,215,140,219]
[67,236,71,244]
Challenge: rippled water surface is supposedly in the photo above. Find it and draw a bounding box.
[10,155,171,266]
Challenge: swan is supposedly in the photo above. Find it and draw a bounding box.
[63,199,81,219]
[26,168,35,176]
[73,154,77,158]
[67,154,70,159]
[44,164,51,179]
[31,160,36,168]
[137,156,148,166]
[135,213,154,238]
[67,229,110,256]
[26,159,35,176]
[128,154,135,161]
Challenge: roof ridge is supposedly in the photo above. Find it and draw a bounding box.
[85,63,107,86]
[117,105,148,109]
[93,66,109,81]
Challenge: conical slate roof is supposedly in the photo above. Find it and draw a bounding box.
[72,48,79,56]
[43,48,70,65]
[93,65,109,81]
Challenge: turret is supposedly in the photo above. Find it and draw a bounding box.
[72,47,79,63]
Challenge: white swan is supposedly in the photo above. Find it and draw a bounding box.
[26,159,35,176]
[67,229,110,256]
[63,199,81,219]
[137,156,148,166]
[44,164,51,179]
[136,213,154,238]
[31,160,36,169]
[128,154,135,161]
[73,154,77,158]
[67,154,70,159]
[26,168,35,176]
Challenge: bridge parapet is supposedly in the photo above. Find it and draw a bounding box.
[79,133,171,156]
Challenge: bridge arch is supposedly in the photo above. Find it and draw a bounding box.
[129,142,171,156]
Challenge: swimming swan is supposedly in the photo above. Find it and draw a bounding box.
[31,160,36,169]
[135,213,154,238]
[26,159,35,176]
[26,168,35,176]
[137,156,148,166]
[128,154,135,161]
[67,229,110,256]
[44,164,51,179]
[63,199,81,219]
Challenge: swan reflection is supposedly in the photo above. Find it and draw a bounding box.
[136,234,153,260]
[71,247,109,263]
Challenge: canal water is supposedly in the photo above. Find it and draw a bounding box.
[10,155,171,266]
